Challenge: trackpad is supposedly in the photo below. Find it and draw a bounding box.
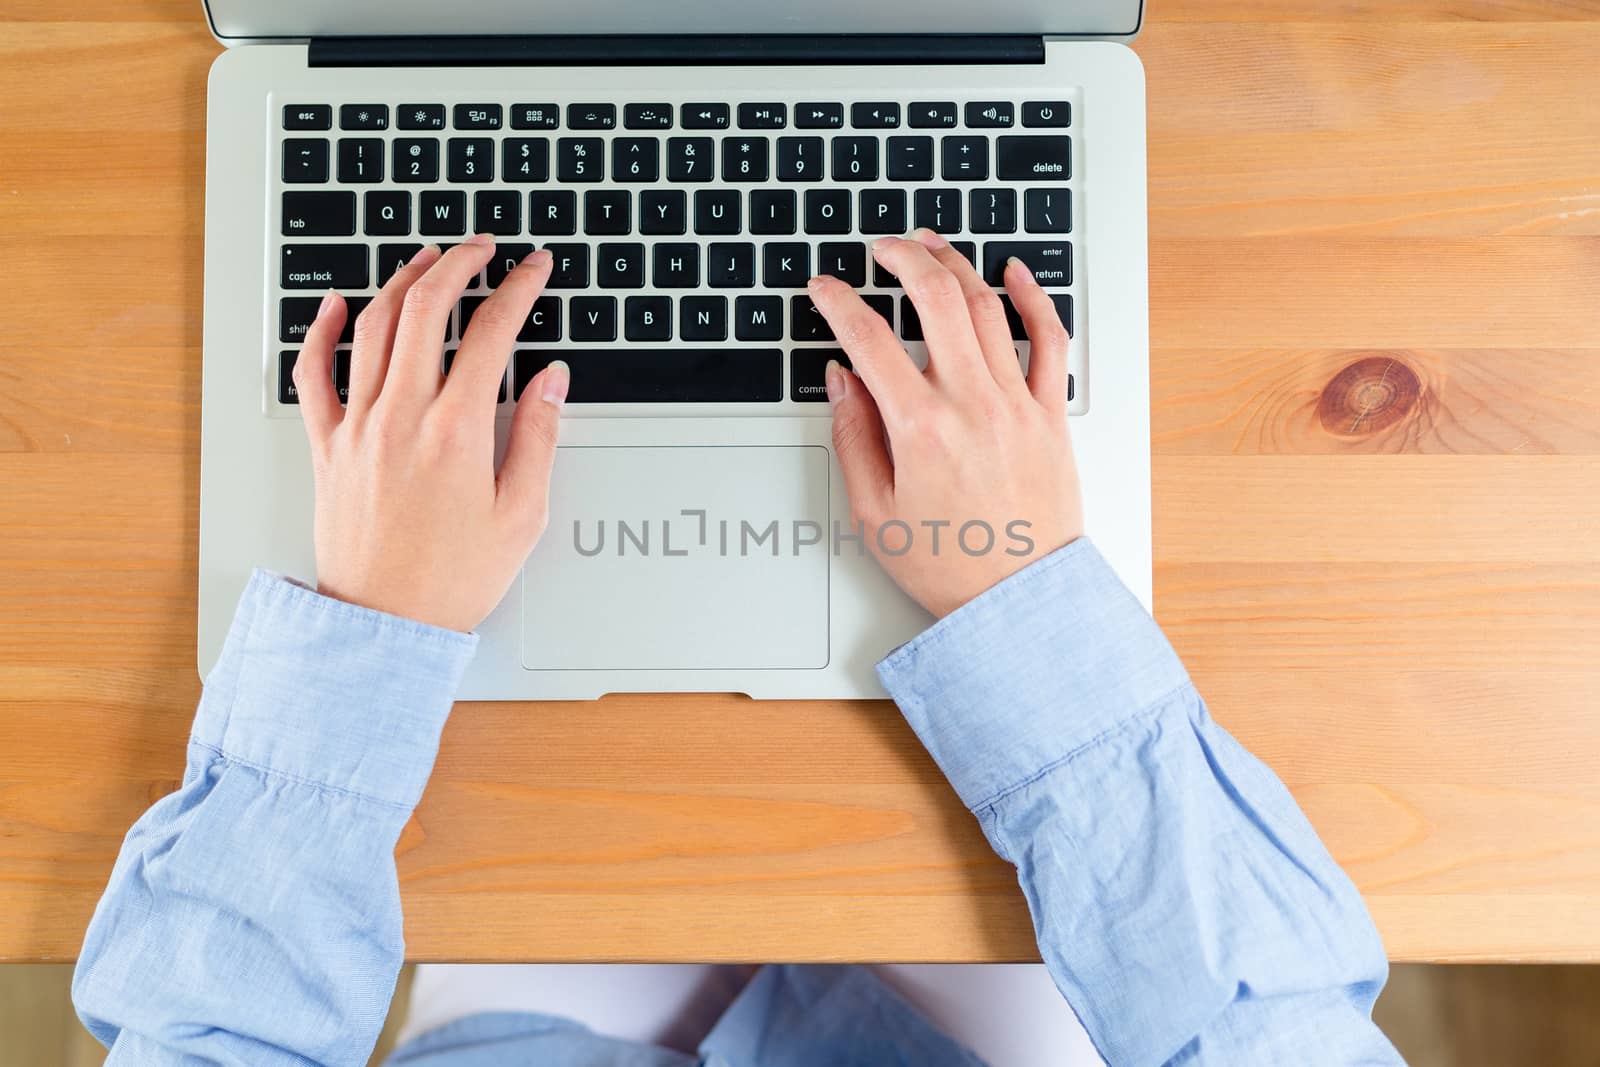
[522,446,831,671]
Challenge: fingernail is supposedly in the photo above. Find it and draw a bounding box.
[317,289,337,315]
[911,227,948,249]
[1007,256,1037,285]
[542,360,570,406]
[824,359,847,406]
[409,244,441,265]
[525,248,553,267]
[467,232,495,247]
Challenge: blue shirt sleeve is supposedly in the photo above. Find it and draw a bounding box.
[876,539,1405,1067]
[73,571,476,1066]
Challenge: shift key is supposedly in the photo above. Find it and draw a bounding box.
[982,241,1072,287]
[281,244,369,289]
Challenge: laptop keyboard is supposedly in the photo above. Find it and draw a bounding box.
[272,98,1080,411]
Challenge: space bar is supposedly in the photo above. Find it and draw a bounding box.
[514,349,782,403]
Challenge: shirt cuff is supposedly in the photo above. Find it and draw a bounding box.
[192,570,479,809]
[876,538,1190,812]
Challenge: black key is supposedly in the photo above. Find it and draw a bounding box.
[340,104,388,130]
[817,242,865,287]
[279,351,303,403]
[640,189,688,235]
[739,103,787,129]
[941,136,989,181]
[999,292,1074,339]
[1024,188,1071,233]
[557,138,604,182]
[851,102,900,129]
[282,191,355,236]
[776,136,824,182]
[515,348,781,403]
[447,138,494,182]
[393,138,440,183]
[337,138,384,183]
[790,297,834,342]
[749,189,797,235]
[278,295,371,344]
[682,103,731,129]
[666,137,714,182]
[441,348,508,403]
[913,188,961,233]
[584,189,632,235]
[476,190,521,235]
[511,103,560,130]
[503,138,550,182]
[284,105,331,130]
[679,296,728,341]
[544,244,590,288]
[966,101,1015,128]
[900,296,923,340]
[420,191,467,235]
[909,101,957,129]
[722,137,770,182]
[735,296,784,341]
[790,348,850,402]
[612,137,660,183]
[530,191,577,235]
[832,137,878,182]
[873,260,897,288]
[653,244,699,287]
[487,243,535,287]
[522,296,562,341]
[886,136,934,181]
[970,188,1017,233]
[862,294,894,329]
[398,104,446,130]
[281,245,368,289]
[997,135,1071,180]
[624,103,673,129]
[377,244,422,286]
[454,104,503,130]
[283,138,329,183]
[803,189,850,234]
[762,242,810,288]
[568,104,617,130]
[795,102,844,129]
[708,242,755,288]
[1021,101,1071,128]
[625,295,672,341]
[982,240,1072,287]
[598,242,645,288]
[334,351,352,403]
[859,189,906,235]
[570,296,618,341]
[364,190,410,236]
[694,189,741,234]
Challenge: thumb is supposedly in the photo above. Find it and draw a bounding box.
[497,359,569,532]
[828,360,893,524]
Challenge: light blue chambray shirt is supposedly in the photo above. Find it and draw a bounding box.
[73,539,1404,1066]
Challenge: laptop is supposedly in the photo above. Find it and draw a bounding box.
[197,0,1152,699]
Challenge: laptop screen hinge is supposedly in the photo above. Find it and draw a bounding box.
[307,34,1047,68]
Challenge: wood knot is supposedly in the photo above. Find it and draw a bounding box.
[1318,356,1421,436]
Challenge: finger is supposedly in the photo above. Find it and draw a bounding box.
[806,274,927,425]
[911,228,1026,390]
[294,289,346,448]
[387,234,498,403]
[827,360,894,526]
[445,248,552,412]
[346,244,443,412]
[497,359,569,535]
[871,236,986,389]
[1006,257,1071,414]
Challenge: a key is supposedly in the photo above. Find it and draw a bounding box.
[624,103,673,130]
[749,189,797,235]
[419,191,467,235]
[790,348,850,402]
[363,190,410,235]
[694,189,741,234]
[909,101,958,129]
[511,104,560,130]
[1024,189,1071,233]
[486,243,535,287]
[666,137,714,182]
[570,296,618,341]
[791,297,835,341]
[640,190,688,235]
[762,243,810,288]
[859,189,907,234]
[568,104,617,130]
[543,244,590,288]
[624,295,673,340]
[284,105,331,131]
[999,293,1074,339]
[722,137,770,182]
[503,138,550,182]
[557,138,604,182]
[913,188,961,233]
[941,136,989,181]
[393,138,440,183]
[681,103,731,129]
[283,138,330,183]
[982,240,1072,287]
[612,138,660,182]
[832,137,879,182]
[522,295,562,340]
[398,104,446,130]
[886,136,934,181]
[735,295,784,341]
[1021,101,1071,128]
[281,245,368,289]
[441,348,508,403]
[653,244,700,287]
[739,103,787,129]
[708,242,756,288]
[584,190,632,235]
[776,136,824,182]
[515,348,782,403]
[817,242,866,287]
[529,190,577,235]
[282,191,355,236]
[376,245,423,286]
[453,104,503,130]
[969,188,1018,234]
[680,296,729,341]
[475,190,521,235]
[337,138,384,183]
[851,103,900,129]
[340,105,388,130]
[996,135,1071,181]
[447,138,493,182]
[803,189,851,234]
[795,102,844,129]
[966,101,1015,128]
[598,243,646,288]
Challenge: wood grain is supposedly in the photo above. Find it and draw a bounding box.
[2,1,1599,964]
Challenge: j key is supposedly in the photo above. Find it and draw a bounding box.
[708,242,756,288]
[338,138,384,183]
[281,297,372,343]
[682,103,731,129]
[544,244,590,288]
[1022,101,1071,128]
[851,102,900,129]
[859,189,906,234]
[624,103,673,129]
[790,297,834,342]
[612,138,660,182]
[570,296,618,341]
[654,244,700,287]
[1000,293,1073,339]
[941,136,989,181]
[735,295,784,341]
[738,103,787,129]
[776,136,824,182]
[762,242,810,288]
[448,138,494,182]
[476,190,521,235]
[515,348,782,403]
[530,191,577,235]
[557,138,604,182]
[340,105,388,130]
[914,188,961,233]
[440,348,507,403]
[790,349,850,402]
[886,136,934,181]
[1025,188,1071,233]
[283,138,329,183]
[970,188,1017,233]
[909,101,958,129]
[795,102,844,129]
[420,191,467,235]
[377,245,422,286]
[284,105,331,130]
[817,242,865,287]
[398,104,446,130]
[279,351,303,403]
[997,135,1071,180]
[694,189,741,235]
[282,191,355,236]
[598,243,646,288]
[364,190,410,235]
[641,190,688,235]
[454,104,502,130]
[722,137,770,182]
[680,296,728,341]
[832,137,878,181]
[393,138,440,183]
[625,295,673,341]
[486,243,535,287]
[983,240,1072,287]
[522,296,562,341]
[667,137,714,182]
[749,189,797,235]
[503,138,550,182]
[803,189,851,234]
[965,101,1015,128]
[584,190,632,235]
[281,245,368,289]
[568,104,616,130]
[511,103,560,130]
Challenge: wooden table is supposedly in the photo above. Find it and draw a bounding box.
[3,0,1598,964]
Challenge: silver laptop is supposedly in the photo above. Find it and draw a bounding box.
[197,0,1152,699]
